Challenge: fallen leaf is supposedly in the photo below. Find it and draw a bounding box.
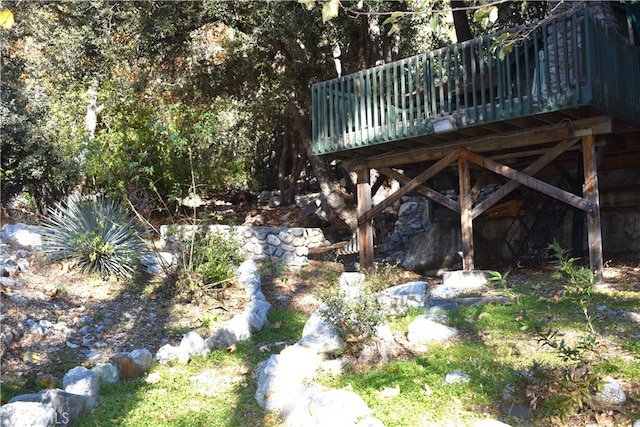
[273,320,282,329]
[40,375,54,388]
[0,9,15,30]
[23,352,42,362]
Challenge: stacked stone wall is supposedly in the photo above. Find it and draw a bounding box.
[160,225,329,266]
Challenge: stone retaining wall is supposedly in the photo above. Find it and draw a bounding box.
[160,224,330,266]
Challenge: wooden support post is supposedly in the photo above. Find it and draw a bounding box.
[357,169,374,272]
[458,156,474,270]
[582,134,604,282]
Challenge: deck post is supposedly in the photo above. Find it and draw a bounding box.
[458,156,474,270]
[582,134,604,282]
[357,168,374,272]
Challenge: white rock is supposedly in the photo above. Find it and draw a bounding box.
[339,272,366,301]
[377,281,429,315]
[178,331,208,357]
[445,371,471,384]
[129,348,153,372]
[282,386,372,427]
[407,316,458,345]
[91,363,119,383]
[429,285,462,299]
[254,344,322,411]
[245,298,271,331]
[224,312,252,342]
[155,343,190,365]
[0,401,57,427]
[298,308,344,353]
[62,366,99,408]
[319,357,353,376]
[9,389,89,426]
[3,224,43,248]
[140,252,176,274]
[593,376,626,406]
[205,327,238,350]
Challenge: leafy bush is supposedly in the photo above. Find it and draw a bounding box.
[525,241,603,420]
[41,195,147,279]
[319,277,385,356]
[174,230,245,300]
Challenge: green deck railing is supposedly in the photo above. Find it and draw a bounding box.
[312,7,640,156]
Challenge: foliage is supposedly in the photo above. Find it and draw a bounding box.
[173,229,245,301]
[525,241,602,420]
[548,240,596,305]
[359,260,398,293]
[88,93,258,207]
[40,195,147,279]
[319,277,385,356]
[488,269,510,290]
[0,24,82,212]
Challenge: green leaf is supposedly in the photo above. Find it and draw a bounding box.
[298,0,315,4]
[387,23,401,37]
[430,14,439,33]
[497,47,506,61]
[473,9,487,23]
[322,0,340,23]
[0,9,14,29]
[382,11,405,26]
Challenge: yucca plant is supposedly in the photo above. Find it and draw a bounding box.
[41,195,147,279]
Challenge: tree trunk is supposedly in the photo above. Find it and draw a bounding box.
[451,0,474,43]
[286,95,357,229]
[278,128,307,206]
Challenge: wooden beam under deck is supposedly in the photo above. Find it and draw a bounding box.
[343,116,612,171]
[582,134,604,282]
[458,156,474,271]
[357,169,374,272]
[352,121,609,280]
[471,137,581,219]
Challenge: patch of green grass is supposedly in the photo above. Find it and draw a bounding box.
[316,267,640,426]
[79,354,270,427]
[318,341,512,426]
[76,308,308,427]
[0,372,44,403]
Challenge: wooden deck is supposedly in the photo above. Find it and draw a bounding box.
[312,7,640,163]
[310,6,640,280]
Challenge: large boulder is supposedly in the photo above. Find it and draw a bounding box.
[0,401,57,427]
[402,223,462,273]
[62,366,99,409]
[254,344,322,411]
[8,389,89,426]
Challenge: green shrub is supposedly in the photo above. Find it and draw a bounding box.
[174,230,245,300]
[526,241,602,420]
[319,278,385,356]
[40,195,147,279]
